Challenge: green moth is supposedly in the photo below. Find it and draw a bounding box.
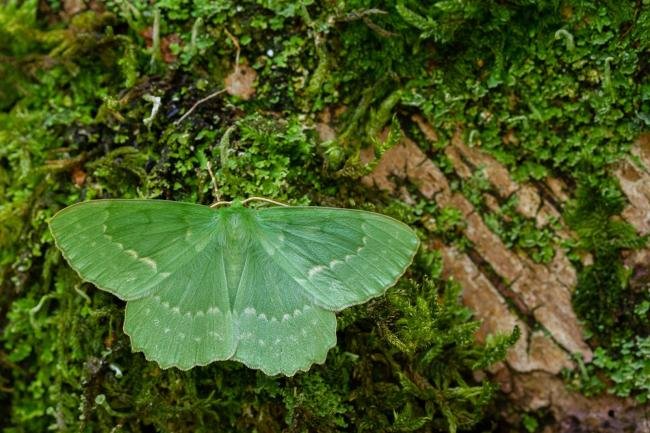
[49,199,419,376]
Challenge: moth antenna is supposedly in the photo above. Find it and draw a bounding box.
[209,200,232,208]
[241,197,290,207]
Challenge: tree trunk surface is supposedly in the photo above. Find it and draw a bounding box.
[361,125,650,433]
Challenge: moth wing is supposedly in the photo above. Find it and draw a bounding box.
[253,207,419,311]
[51,200,238,369]
[229,238,337,375]
[50,200,218,300]
[123,237,237,369]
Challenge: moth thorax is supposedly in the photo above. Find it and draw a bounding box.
[222,210,250,242]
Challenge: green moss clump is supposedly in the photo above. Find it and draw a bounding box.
[564,183,650,403]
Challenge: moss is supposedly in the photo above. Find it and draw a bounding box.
[1,0,649,430]
[563,183,650,402]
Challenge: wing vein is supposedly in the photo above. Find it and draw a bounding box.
[360,219,414,249]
